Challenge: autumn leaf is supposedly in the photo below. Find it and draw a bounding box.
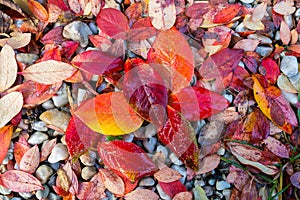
[280,20,291,45]
[99,169,125,196]
[196,154,220,175]
[75,92,143,135]
[263,136,289,158]
[158,106,199,170]
[0,125,13,164]
[243,14,264,31]
[273,1,296,16]
[20,145,40,174]
[149,0,176,30]
[98,140,158,182]
[213,4,241,24]
[0,92,23,128]
[0,170,44,192]
[27,0,48,21]
[233,39,260,52]
[291,172,300,189]
[159,180,187,198]
[77,172,106,199]
[173,192,193,200]
[40,138,57,162]
[154,167,182,183]
[125,188,159,200]
[0,45,17,92]
[0,32,31,49]
[22,60,76,84]
[260,58,280,85]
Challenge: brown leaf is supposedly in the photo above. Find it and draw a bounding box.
[40,138,57,162]
[0,44,17,92]
[125,189,159,200]
[280,21,291,45]
[27,0,48,21]
[99,169,125,196]
[263,136,289,158]
[0,32,31,49]
[0,125,13,164]
[172,191,193,200]
[0,92,23,128]
[154,167,182,183]
[0,170,44,192]
[149,0,176,30]
[196,154,220,175]
[22,60,76,84]
[20,145,40,174]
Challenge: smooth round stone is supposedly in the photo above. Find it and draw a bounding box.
[194,180,205,187]
[16,53,39,65]
[36,185,50,200]
[36,165,54,184]
[281,91,298,104]
[216,180,231,190]
[88,22,98,34]
[32,121,48,132]
[208,178,216,186]
[284,15,293,29]
[223,189,231,200]
[123,134,134,142]
[240,0,255,3]
[52,84,69,107]
[48,143,69,163]
[0,185,11,195]
[255,46,273,57]
[169,153,183,165]
[171,165,187,184]
[216,191,224,199]
[11,198,22,200]
[81,166,97,180]
[139,177,155,187]
[42,100,55,110]
[203,185,213,196]
[62,21,92,47]
[145,124,157,138]
[217,147,226,156]
[143,137,157,153]
[274,31,281,41]
[48,192,62,200]
[222,93,233,103]
[295,8,300,17]
[280,56,298,78]
[289,73,300,90]
[156,145,169,158]
[28,132,49,145]
[40,109,71,132]
[235,22,247,33]
[19,192,34,199]
[80,150,97,166]
[156,184,171,200]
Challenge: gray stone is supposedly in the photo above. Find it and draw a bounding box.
[42,100,55,110]
[63,21,92,47]
[36,165,54,184]
[139,177,155,187]
[208,178,216,186]
[255,46,273,57]
[40,109,71,132]
[194,180,205,187]
[295,8,300,17]
[289,73,300,90]
[28,132,49,145]
[235,22,248,33]
[52,84,69,107]
[284,15,294,29]
[48,192,62,200]
[222,93,233,103]
[171,165,186,184]
[203,185,213,196]
[169,153,183,165]
[32,121,48,132]
[80,150,97,166]
[217,147,226,156]
[36,185,50,200]
[16,53,39,65]
[216,180,231,190]
[143,137,157,153]
[81,166,97,180]
[156,145,168,158]
[123,134,134,142]
[0,185,11,195]
[145,124,157,138]
[248,34,272,44]
[89,22,98,34]
[156,184,171,200]
[223,189,232,200]
[281,90,298,104]
[19,192,34,199]
[280,56,298,77]
[48,143,69,163]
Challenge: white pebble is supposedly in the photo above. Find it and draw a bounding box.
[28,132,49,145]
[63,21,92,47]
[217,147,226,156]
[36,165,54,184]
[81,166,97,180]
[156,145,169,158]
[280,56,299,78]
[145,124,157,138]
[169,153,183,165]
[32,121,48,132]
[48,143,69,163]
[52,84,69,107]
[80,150,97,166]
[143,137,157,153]
[216,180,231,191]
[42,100,55,110]
[139,177,155,186]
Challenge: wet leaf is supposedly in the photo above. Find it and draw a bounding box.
[20,145,40,174]
[291,172,300,189]
[159,180,187,198]
[77,172,106,200]
[75,92,143,135]
[154,167,182,183]
[196,154,220,174]
[0,45,17,92]
[260,57,280,85]
[149,0,176,30]
[22,60,76,84]
[0,92,23,128]
[273,1,295,16]
[263,136,289,158]
[233,39,260,52]
[27,0,48,21]
[213,4,241,24]
[0,125,13,164]
[99,169,125,196]
[124,188,159,200]
[227,166,250,191]
[96,8,129,38]
[0,170,44,192]
[280,20,291,45]
[251,2,267,22]
[173,191,193,200]
[40,138,57,162]
[0,32,31,49]
[14,137,30,164]
[98,140,158,182]
[169,86,229,121]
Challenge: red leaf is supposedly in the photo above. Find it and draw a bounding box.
[260,58,280,85]
[62,41,79,59]
[173,192,193,200]
[123,63,168,126]
[0,170,44,192]
[159,180,187,198]
[40,138,57,162]
[154,167,182,183]
[0,125,13,164]
[14,137,30,165]
[213,4,241,24]
[264,136,289,158]
[99,169,125,196]
[71,50,123,75]
[41,26,64,44]
[125,189,159,200]
[158,106,199,170]
[168,86,229,121]
[77,173,106,200]
[48,0,70,11]
[20,145,40,174]
[98,140,158,182]
[196,154,220,174]
[96,8,129,38]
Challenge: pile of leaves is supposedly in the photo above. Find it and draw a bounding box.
[0,0,299,199]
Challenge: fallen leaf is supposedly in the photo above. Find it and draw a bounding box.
[77,172,106,200]
[40,138,57,162]
[273,1,296,16]
[233,39,260,52]
[149,0,176,30]
[280,20,291,45]
[99,169,125,196]
[263,136,289,158]
[196,154,220,174]
[154,167,182,183]
[0,32,31,49]
[172,191,193,200]
[291,172,300,189]
[227,166,250,191]
[20,145,40,174]
[27,0,48,21]
[75,92,143,135]
[125,188,159,200]
[277,74,297,93]
[159,180,187,198]
[213,4,241,24]
[193,185,209,200]
[0,92,23,128]
[251,2,267,22]
[0,125,13,164]
[22,60,76,84]
[243,14,264,31]
[259,58,280,85]
[0,170,44,192]
[0,45,17,92]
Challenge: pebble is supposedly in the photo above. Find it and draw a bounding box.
[48,192,62,200]
[235,22,248,33]
[0,185,11,195]
[203,185,213,196]
[80,150,97,166]
[139,177,155,187]
[223,189,232,200]
[194,180,206,187]
[32,121,48,132]
[281,91,298,104]
[88,21,98,34]
[145,124,157,138]
[169,153,183,165]
[143,137,157,153]
[295,8,300,17]
[222,93,233,103]
[248,34,272,44]
[48,143,69,163]
[255,46,273,57]
[208,178,216,186]
[40,109,71,132]
[11,198,22,200]
[274,31,280,41]
[19,192,34,199]
[156,145,169,158]
[216,180,231,191]
[16,53,39,65]
[171,165,187,184]
[123,134,134,142]
[240,0,254,3]
[62,21,92,47]
[36,185,50,200]
[36,165,54,184]
[280,56,298,77]
[81,166,97,180]
[42,100,55,110]
[28,131,49,145]
[217,147,226,156]
[156,184,171,200]
[52,84,69,107]
[289,73,300,90]
[284,15,293,29]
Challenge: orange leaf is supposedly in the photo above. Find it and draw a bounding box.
[0,125,13,164]
[213,4,241,24]
[27,0,49,21]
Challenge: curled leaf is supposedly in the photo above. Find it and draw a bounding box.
[0,32,31,49]
[125,188,159,200]
[27,0,48,21]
